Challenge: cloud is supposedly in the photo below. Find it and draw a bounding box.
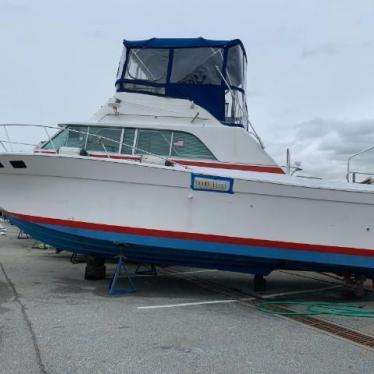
[268,118,374,180]
[301,43,341,58]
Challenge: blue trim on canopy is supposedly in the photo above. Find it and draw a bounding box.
[123,37,246,57]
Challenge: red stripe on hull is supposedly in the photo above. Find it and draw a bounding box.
[34,150,58,154]
[7,212,374,257]
[33,151,284,174]
[88,153,140,161]
[172,159,285,174]
[88,154,285,174]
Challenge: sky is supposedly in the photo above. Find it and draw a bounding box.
[1,0,374,180]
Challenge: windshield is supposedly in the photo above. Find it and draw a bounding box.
[42,125,216,160]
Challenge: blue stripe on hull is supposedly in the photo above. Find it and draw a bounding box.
[10,217,374,276]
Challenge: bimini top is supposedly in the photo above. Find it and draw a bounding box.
[122,38,246,52]
[115,37,248,128]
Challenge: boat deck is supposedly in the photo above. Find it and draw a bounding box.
[1,221,374,373]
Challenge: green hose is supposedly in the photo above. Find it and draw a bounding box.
[256,301,374,318]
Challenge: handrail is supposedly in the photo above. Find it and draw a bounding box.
[214,66,265,149]
[3,126,13,152]
[0,124,189,169]
[0,139,41,147]
[0,124,60,130]
[346,145,374,182]
[346,171,374,184]
[0,124,61,152]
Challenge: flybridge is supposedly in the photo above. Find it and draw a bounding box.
[115,38,248,128]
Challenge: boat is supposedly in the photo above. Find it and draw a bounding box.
[1,38,374,292]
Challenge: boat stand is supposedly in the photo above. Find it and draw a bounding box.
[253,274,267,292]
[135,263,158,276]
[343,273,366,297]
[17,230,30,239]
[70,253,86,264]
[108,256,136,296]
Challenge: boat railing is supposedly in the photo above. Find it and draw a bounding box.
[214,65,265,149]
[0,124,188,169]
[0,124,60,152]
[346,145,374,183]
[347,171,374,184]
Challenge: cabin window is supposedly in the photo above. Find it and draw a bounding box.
[42,128,69,150]
[226,45,246,89]
[170,48,223,85]
[121,128,136,154]
[225,90,248,125]
[125,49,169,84]
[133,129,216,160]
[116,47,127,81]
[65,126,89,148]
[171,132,215,160]
[86,127,122,153]
[10,160,26,168]
[135,129,172,156]
[42,126,88,150]
[123,83,165,95]
[42,126,216,161]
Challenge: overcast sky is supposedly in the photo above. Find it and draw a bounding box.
[1,0,374,180]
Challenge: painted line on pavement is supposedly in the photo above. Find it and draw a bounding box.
[137,297,255,310]
[261,284,342,299]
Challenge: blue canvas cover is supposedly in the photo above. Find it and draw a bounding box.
[122,38,246,54]
[116,38,248,127]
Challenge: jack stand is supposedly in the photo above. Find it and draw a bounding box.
[135,263,158,276]
[253,274,267,292]
[85,256,106,280]
[109,256,136,296]
[343,273,366,298]
[71,253,86,264]
[18,230,31,239]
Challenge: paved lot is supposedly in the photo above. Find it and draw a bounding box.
[1,221,374,374]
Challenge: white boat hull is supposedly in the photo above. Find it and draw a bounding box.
[1,153,374,276]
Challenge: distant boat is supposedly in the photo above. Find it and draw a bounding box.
[1,38,373,293]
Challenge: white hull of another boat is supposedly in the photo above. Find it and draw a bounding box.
[1,153,374,276]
